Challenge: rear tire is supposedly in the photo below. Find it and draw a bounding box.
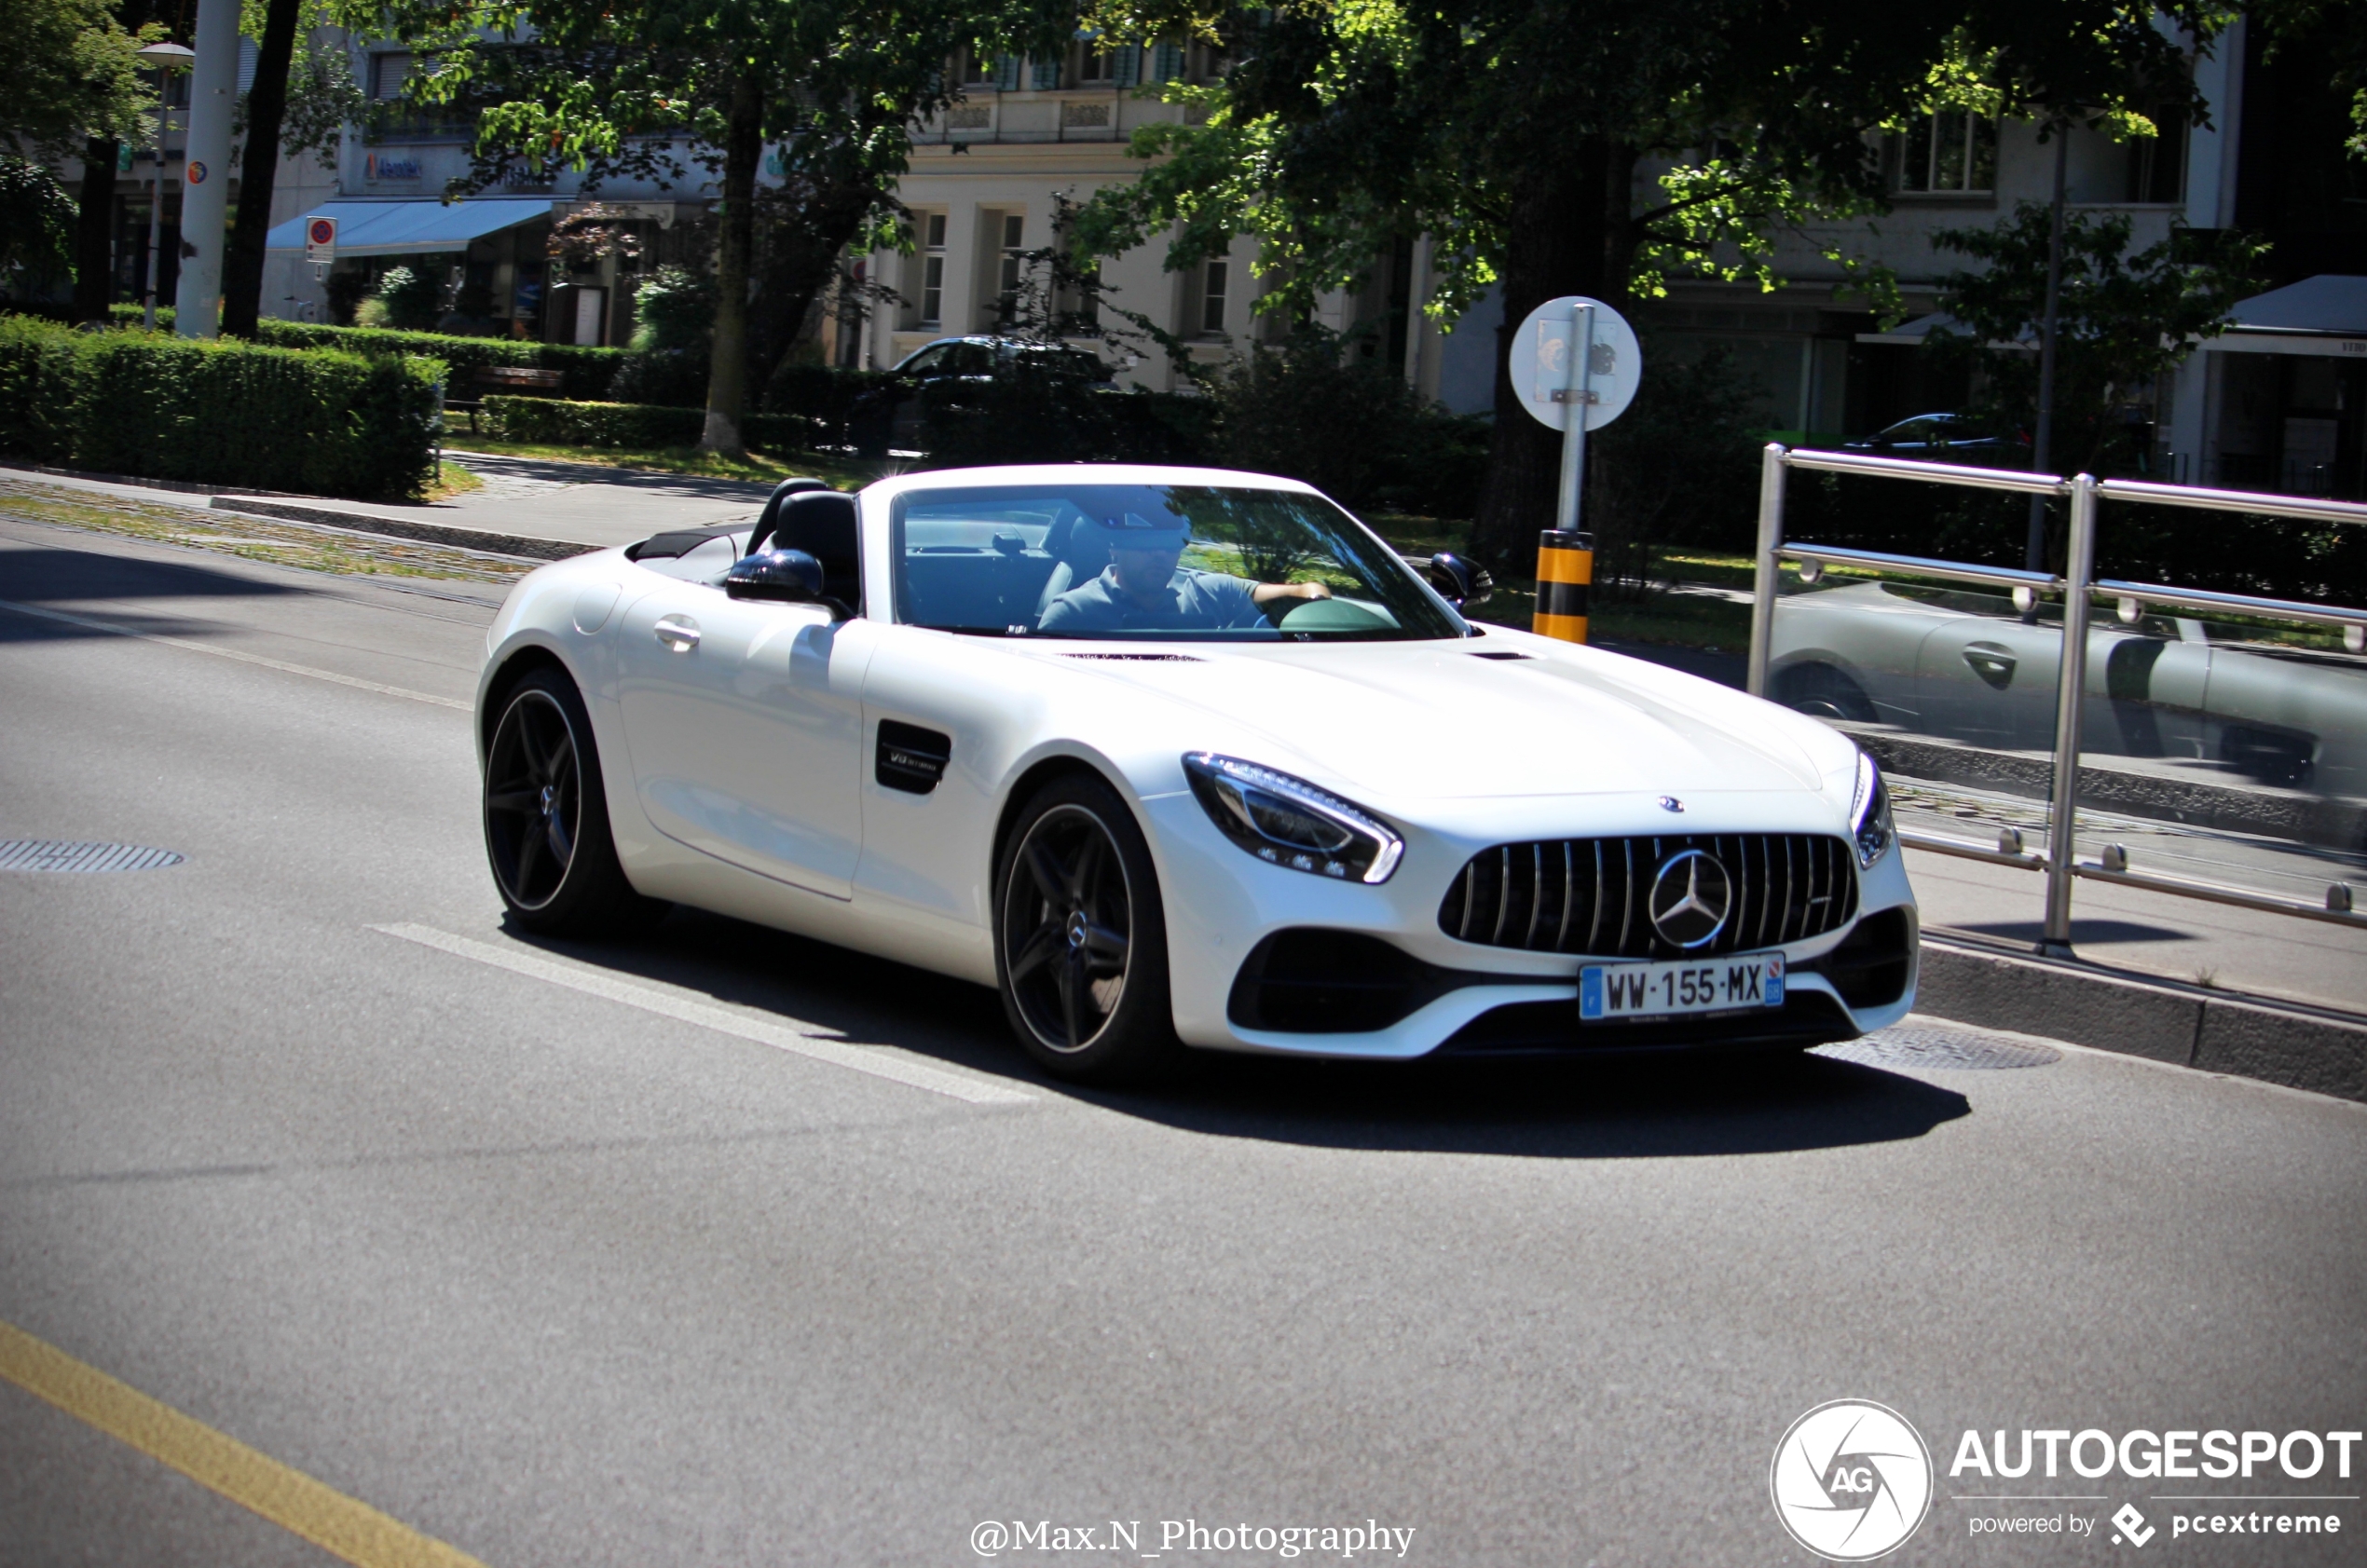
[483,668,659,935]
[993,773,1184,1084]
[1776,662,1878,723]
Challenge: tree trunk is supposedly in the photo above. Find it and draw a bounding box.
[1470,140,1642,574]
[743,170,882,397]
[74,139,120,323]
[700,70,764,457]
[221,0,303,337]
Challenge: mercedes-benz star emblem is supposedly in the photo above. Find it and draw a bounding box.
[1649,850,1732,949]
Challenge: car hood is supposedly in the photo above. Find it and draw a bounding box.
[1023,638,1837,801]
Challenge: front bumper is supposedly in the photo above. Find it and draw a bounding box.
[1142,792,1919,1059]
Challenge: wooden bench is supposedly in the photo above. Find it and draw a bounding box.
[446,364,566,433]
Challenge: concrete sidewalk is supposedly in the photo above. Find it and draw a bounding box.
[2,451,787,556]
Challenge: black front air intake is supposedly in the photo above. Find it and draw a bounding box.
[1437,834,1859,960]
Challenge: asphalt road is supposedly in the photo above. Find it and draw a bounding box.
[2,516,2362,1568]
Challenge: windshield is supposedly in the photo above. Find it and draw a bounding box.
[891,483,1468,642]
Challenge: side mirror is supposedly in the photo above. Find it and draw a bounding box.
[724,548,850,618]
[1423,551,1494,609]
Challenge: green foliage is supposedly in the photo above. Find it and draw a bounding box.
[762,361,896,442]
[612,348,710,407]
[0,316,444,498]
[1583,342,1762,600]
[482,395,819,452]
[1197,325,1485,514]
[0,155,79,296]
[1073,0,2229,566]
[628,266,716,353]
[253,320,625,399]
[362,266,448,332]
[1928,204,2268,475]
[0,0,154,158]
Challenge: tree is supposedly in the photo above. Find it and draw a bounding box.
[1073,0,2223,572]
[1927,205,2267,480]
[0,0,153,159]
[222,0,306,337]
[357,0,1071,456]
[0,156,81,300]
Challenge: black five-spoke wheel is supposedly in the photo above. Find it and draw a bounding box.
[482,668,654,934]
[486,687,580,910]
[996,775,1181,1082]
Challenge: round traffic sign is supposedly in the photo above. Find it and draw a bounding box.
[308,218,336,246]
[1512,295,1640,432]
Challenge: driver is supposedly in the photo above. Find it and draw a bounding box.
[1037,513,1332,633]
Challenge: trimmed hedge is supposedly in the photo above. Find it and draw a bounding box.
[252,320,626,402]
[481,394,821,453]
[0,315,444,498]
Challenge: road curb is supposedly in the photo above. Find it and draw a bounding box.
[1916,933,2367,1102]
[208,498,596,562]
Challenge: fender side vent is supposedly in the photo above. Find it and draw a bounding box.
[875,720,951,795]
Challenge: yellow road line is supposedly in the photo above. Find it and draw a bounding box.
[0,597,471,711]
[0,1316,489,1568]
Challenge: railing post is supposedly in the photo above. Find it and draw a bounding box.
[1746,443,1787,698]
[2041,472,2098,954]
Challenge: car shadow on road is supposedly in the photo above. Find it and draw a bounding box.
[0,544,306,641]
[512,907,1972,1161]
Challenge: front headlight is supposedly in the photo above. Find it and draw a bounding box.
[1850,751,1895,867]
[1183,753,1403,884]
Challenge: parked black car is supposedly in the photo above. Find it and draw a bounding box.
[1842,413,2032,465]
[852,337,1115,457]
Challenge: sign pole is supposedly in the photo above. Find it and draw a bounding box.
[1556,302,1596,534]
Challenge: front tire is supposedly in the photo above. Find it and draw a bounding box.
[994,774,1183,1084]
[483,668,655,935]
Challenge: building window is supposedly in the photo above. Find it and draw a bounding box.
[1199,257,1228,335]
[371,52,413,100]
[959,49,998,88]
[998,213,1026,306]
[920,211,946,326]
[1077,45,1116,85]
[2123,120,2187,204]
[1891,112,1995,194]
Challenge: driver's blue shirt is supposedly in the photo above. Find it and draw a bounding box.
[1038,566,1265,633]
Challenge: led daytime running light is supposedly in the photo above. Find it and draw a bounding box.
[1183,753,1403,884]
[1851,751,1895,868]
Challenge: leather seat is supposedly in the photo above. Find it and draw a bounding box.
[771,490,862,610]
[1033,513,1119,618]
[745,476,833,555]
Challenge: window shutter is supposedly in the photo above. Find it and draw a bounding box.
[1033,56,1062,90]
[1152,42,1185,82]
[1114,44,1141,88]
[996,55,1021,91]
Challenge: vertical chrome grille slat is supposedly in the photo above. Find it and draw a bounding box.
[1554,839,1576,952]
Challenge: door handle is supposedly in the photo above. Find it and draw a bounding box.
[1963,642,2016,689]
[654,615,701,651]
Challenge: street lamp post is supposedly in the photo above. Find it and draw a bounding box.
[133,42,196,332]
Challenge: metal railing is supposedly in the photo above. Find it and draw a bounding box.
[1745,445,2367,952]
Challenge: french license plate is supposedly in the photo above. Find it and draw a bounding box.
[1580,950,1785,1021]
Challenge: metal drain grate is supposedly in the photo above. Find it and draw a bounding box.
[1814,1026,2061,1071]
[0,840,185,873]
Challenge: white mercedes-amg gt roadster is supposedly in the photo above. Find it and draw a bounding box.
[475,464,1917,1082]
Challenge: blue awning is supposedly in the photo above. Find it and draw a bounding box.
[265,198,555,257]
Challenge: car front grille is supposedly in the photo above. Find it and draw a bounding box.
[1436,834,1860,959]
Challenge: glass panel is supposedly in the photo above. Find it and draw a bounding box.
[1898,116,1934,191]
[1935,112,1970,191]
[893,484,1467,641]
[1967,116,1997,192]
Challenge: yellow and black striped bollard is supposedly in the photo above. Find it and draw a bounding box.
[1532,528,1593,643]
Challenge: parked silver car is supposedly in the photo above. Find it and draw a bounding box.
[1768,579,2367,798]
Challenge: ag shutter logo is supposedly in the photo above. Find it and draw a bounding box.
[1772,1400,1935,1561]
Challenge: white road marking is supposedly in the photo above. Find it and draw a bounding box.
[373,923,1034,1107]
[0,597,470,710]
